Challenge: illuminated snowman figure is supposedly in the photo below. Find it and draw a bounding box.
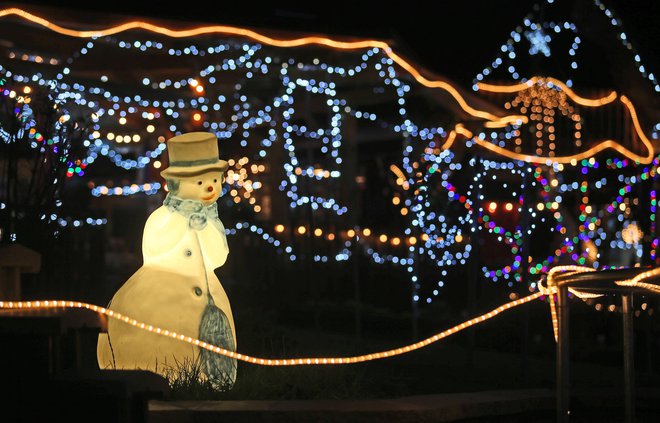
[98,132,237,389]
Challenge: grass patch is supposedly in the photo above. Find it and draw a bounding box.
[162,356,234,399]
[158,299,660,401]
[162,355,388,400]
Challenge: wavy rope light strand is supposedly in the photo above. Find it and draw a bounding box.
[2,267,657,363]
[616,267,660,293]
[538,265,596,342]
[0,292,541,366]
[0,8,654,163]
[478,77,618,107]
[0,7,528,127]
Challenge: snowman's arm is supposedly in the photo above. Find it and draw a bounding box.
[142,206,188,261]
[217,218,229,256]
[199,217,229,268]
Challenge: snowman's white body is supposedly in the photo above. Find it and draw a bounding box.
[97,204,236,380]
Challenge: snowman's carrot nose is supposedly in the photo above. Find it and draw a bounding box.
[207,186,213,192]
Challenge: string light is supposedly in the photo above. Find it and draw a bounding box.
[215,147,657,302]
[651,188,658,260]
[91,182,161,197]
[474,0,659,92]
[56,217,108,227]
[0,5,656,309]
[592,0,660,92]
[475,10,580,87]
[467,2,658,293]
[477,154,659,286]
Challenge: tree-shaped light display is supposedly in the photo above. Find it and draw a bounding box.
[465,0,659,305]
[0,77,92,245]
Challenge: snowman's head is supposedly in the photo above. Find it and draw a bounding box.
[170,170,224,205]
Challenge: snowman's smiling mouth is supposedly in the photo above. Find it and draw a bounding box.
[202,193,216,201]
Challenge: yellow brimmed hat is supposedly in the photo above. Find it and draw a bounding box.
[160,132,229,178]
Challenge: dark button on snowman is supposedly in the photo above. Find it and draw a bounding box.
[97,132,237,389]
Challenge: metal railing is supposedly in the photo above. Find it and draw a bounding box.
[551,267,660,423]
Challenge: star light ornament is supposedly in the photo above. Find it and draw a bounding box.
[525,28,552,57]
[98,132,237,390]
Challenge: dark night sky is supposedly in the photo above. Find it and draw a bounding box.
[7,0,660,89]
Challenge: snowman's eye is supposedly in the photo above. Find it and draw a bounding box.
[197,181,202,185]
[213,179,217,183]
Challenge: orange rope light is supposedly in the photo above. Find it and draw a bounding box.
[620,94,656,163]
[0,7,522,127]
[539,265,660,343]
[441,129,458,150]
[473,78,655,164]
[538,265,596,342]
[478,77,618,107]
[455,116,654,165]
[0,8,653,164]
[0,292,541,366]
[616,267,660,294]
[384,49,526,126]
[389,164,410,190]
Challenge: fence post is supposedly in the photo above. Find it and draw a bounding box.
[621,293,635,423]
[557,285,570,423]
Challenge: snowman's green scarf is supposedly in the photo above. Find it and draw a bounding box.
[163,193,224,233]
